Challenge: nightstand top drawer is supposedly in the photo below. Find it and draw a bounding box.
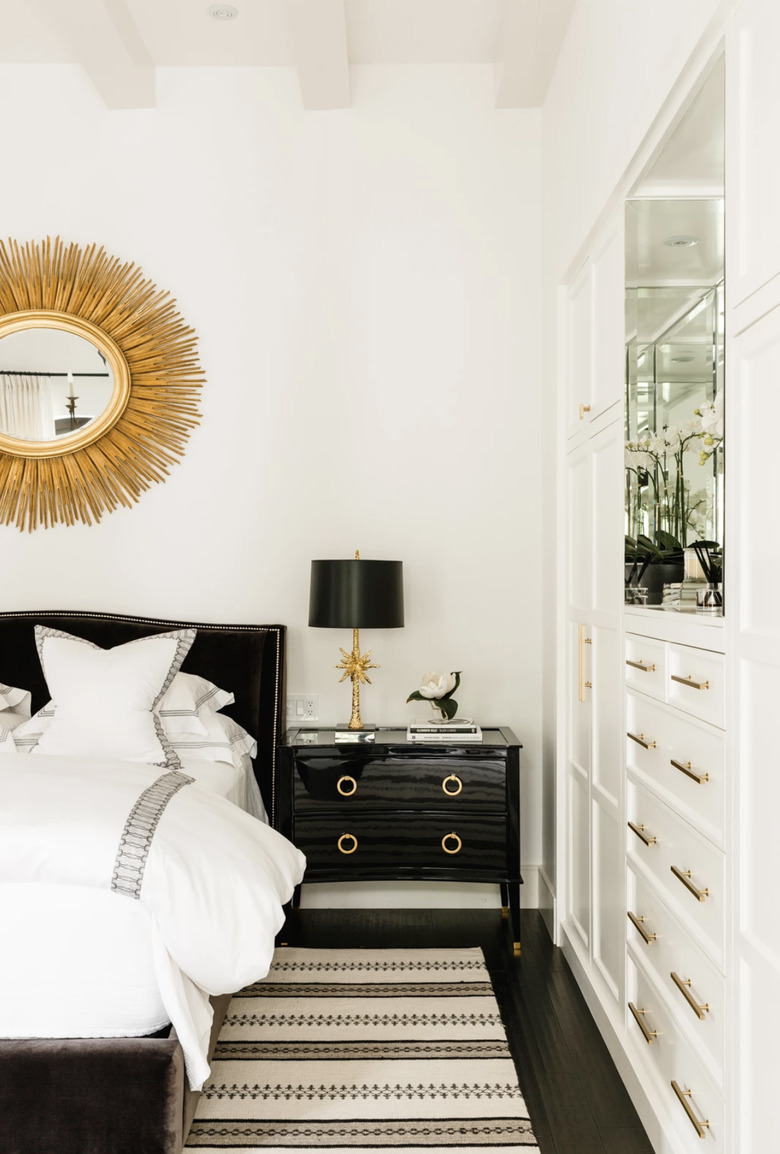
[293,756,508,810]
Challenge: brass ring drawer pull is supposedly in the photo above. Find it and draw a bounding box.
[671,1081,710,1139]
[670,972,709,1020]
[626,659,656,672]
[442,774,463,796]
[337,833,358,855]
[628,821,657,847]
[337,774,357,797]
[671,674,710,691]
[627,911,657,945]
[628,731,656,750]
[671,865,709,902]
[442,832,462,855]
[671,759,709,785]
[628,1002,658,1044]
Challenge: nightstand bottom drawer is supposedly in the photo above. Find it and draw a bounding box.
[294,812,508,872]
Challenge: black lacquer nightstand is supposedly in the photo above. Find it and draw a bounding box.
[277,727,524,955]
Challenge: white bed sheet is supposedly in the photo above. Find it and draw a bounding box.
[0,753,284,1087]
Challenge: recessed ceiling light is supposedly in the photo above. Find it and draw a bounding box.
[663,235,699,247]
[208,4,239,19]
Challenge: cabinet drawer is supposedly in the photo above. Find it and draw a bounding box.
[667,644,725,728]
[293,756,506,811]
[625,634,667,700]
[627,866,725,1082]
[626,957,725,1152]
[293,811,508,873]
[625,692,724,846]
[626,780,725,968]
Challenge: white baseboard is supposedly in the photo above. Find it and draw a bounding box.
[299,866,543,910]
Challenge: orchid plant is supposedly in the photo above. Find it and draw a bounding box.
[625,395,723,548]
[406,671,461,720]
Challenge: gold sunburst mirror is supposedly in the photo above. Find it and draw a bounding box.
[0,237,203,530]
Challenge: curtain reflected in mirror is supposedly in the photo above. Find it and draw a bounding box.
[0,327,114,442]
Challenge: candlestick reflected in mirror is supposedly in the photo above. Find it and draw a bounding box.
[309,550,404,730]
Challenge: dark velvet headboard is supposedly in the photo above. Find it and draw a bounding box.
[0,611,286,825]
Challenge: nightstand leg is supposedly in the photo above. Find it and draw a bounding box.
[507,881,521,960]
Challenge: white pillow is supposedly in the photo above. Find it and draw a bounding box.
[165,711,257,770]
[156,671,235,736]
[0,683,31,717]
[32,626,196,765]
[6,703,54,752]
[0,684,32,754]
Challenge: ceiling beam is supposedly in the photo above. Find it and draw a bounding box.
[495,0,576,109]
[31,0,155,109]
[286,0,351,111]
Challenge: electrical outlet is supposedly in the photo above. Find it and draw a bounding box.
[286,694,319,722]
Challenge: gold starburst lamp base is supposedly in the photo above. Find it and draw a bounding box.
[309,550,405,732]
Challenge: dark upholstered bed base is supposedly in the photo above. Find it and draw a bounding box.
[0,611,286,1154]
[0,994,231,1154]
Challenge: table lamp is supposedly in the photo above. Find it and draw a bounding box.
[309,550,404,730]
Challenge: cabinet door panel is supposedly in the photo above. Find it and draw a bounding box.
[731,0,780,304]
[567,767,591,949]
[593,801,622,1000]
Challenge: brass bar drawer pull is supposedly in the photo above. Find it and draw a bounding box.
[579,403,591,420]
[628,731,656,750]
[671,865,709,902]
[671,674,710,691]
[671,972,709,1020]
[578,625,592,702]
[671,1081,710,1139]
[442,832,462,855]
[628,1002,658,1044]
[337,774,357,797]
[627,910,657,945]
[626,659,656,672]
[628,821,657,847]
[671,758,709,784]
[337,833,358,855]
[442,774,463,797]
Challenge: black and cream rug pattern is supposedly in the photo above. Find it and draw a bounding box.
[186,946,539,1151]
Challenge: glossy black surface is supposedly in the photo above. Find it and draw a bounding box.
[278,727,523,946]
[293,755,507,810]
[294,810,509,873]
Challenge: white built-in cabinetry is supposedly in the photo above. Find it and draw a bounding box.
[560,209,625,1021]
[623,611,727,1151]
[558,3,780,1150]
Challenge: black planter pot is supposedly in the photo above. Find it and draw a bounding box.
[643,562,685,605]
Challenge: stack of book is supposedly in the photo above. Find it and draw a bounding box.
[407,720,482,743]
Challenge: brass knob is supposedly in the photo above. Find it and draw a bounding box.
[442,774,463,797]
[441,832,462,855]
[337,833,358,855]
[337,774,357,797]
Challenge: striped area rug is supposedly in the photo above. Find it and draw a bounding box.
[185,946,539,1151]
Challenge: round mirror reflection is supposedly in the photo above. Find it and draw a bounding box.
[0,327,115,443]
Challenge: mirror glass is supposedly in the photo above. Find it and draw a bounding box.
[0,327,114,442]
[624,59,725,609]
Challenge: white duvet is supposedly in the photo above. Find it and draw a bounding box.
[0,752,306,1087]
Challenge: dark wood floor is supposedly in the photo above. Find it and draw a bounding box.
[280,906,654,1154]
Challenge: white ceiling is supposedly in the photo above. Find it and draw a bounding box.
[0,0,577,110]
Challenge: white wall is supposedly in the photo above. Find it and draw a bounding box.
[0,62,544,896]
[539,0,730,910]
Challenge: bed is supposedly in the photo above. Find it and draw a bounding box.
[0,610,304,1154]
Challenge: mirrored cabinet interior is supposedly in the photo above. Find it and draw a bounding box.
[624,60,725,611]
